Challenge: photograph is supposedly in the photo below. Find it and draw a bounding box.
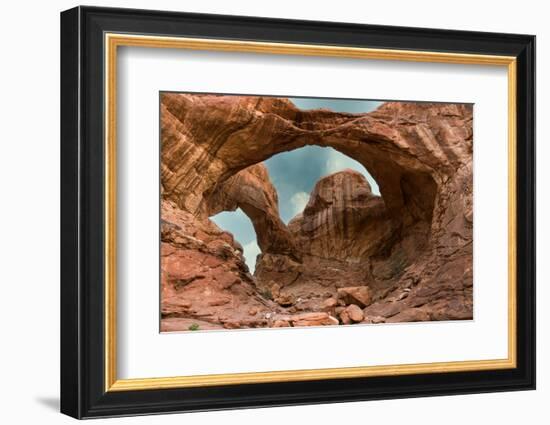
[160,93,474,332]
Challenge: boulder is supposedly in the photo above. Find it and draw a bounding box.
[345,304,364,323]
[275,293,295,307]
[339,309,351,325]
[321,297,339,314]
[290,312,339,327]
[272,319,291,328]
[337,286,373,308]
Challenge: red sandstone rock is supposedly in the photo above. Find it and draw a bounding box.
[273,319,291,328]
[204,164,300,260]
[160,199,285,331]
[345,304,365,323]
[322,297,338,311]
[339,309,351,325]
[274,293,295,307]
[271,312,339,327]
[223,320,241,329]
[160,94,474,330]
[337,287,373,308]
[288,170,393,262]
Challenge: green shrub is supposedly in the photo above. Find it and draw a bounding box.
[188,323,199,331]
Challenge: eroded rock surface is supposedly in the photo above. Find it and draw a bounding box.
[160,94,473,330]
[204,163,300,260]
[288,169,393,261]
[161,200,281,331]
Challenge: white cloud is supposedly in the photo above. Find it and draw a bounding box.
[324,150,381,195]
[243,240,261,272]
[325,150,363,175]
[290,191,310,216]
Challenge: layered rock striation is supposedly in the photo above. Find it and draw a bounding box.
[288,169,393,262]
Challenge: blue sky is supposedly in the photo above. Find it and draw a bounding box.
[211,97,382,272]
[290,97,382,114]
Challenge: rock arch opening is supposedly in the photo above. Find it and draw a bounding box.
[209,146,384,274]
[210,208,261,272]
[160,93,473,331]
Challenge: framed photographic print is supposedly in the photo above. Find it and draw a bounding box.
[60,6,536,419]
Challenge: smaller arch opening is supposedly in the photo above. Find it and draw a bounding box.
[210,208,260,272]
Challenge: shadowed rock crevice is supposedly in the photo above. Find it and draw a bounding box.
[160,94,473,331]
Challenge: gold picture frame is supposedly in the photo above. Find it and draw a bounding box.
[104,33,517,392]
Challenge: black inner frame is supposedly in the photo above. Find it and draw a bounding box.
[60,6,535,419]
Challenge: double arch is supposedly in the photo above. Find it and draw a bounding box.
[161,93,473,282]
